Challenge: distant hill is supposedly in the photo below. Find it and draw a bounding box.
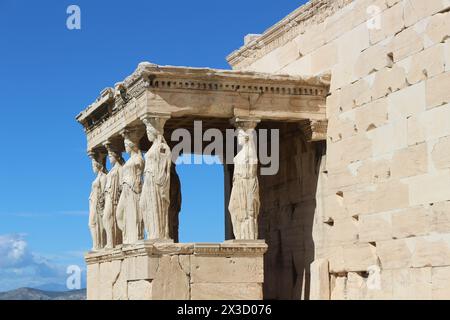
[34,283,71,292]
[0,287,86,300]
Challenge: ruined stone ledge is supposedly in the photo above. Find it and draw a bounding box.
[85,240,268,264]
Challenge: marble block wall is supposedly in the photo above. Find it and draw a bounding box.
[229,0,450,299]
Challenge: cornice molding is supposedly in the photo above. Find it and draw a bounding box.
[76,63,329,135]
[226,0,354,69]
[85,241,268,264]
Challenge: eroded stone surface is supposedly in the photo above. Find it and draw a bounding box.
[151,255,190,300]
[85,242,266,300]
[310,259,330,300]
[191,283,263,300]
[128,280,152,300]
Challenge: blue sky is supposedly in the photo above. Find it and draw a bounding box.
[0,0,304,291]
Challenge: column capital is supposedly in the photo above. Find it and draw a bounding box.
[120,126,144,143]
[102,139,113,151]
[87,148,107,160]
[87,148,108,172]
[140,112,171,136]
[230,116,261,130]
[87,149,96,159]
[139,111,171,122]
[102,139,122,155]
[102,140,124,164]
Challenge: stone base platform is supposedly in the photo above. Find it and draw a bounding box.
[85,240,268,300]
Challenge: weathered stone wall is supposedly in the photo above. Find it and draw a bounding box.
[230,0,450,299]
[86,241,267,300]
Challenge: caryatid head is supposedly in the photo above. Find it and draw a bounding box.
[142,115,169,143]
[237,128,251,146]
[231,118,260,164]
[89,150,107,174]
[104,142,124,166]
[121,129,142,154]
[232,118,259,147]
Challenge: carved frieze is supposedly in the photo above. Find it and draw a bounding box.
[77,63,329,151]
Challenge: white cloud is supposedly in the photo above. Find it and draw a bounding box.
[0,234,85,292]
[0,234,30,268]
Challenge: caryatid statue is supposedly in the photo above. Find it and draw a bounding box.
[228,119,261,240]
[116,129,145,244]
[88,150,107,251]
[140,115,172,240]
[102,142,125,249]
[169,163,182,242]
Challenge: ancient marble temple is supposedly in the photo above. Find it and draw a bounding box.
[78,0,450,300]
[77,62,328,299]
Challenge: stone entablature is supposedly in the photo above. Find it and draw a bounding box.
[85,241,268,300]
[226,0,353,70]
[76,63,329,151]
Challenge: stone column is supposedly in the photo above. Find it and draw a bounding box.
[102,140,125,248]
[228,117,261,240]
[140,113,173,241]
[116,127,145,245]
[88,149,107,251]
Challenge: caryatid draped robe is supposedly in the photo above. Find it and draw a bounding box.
[103,163,123,248]
[116,153,145,244]
[89,171,107,250]
[228,137,260,240]
[140,136,172,240]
